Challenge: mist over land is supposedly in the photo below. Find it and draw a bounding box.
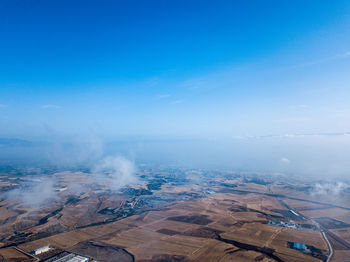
[1,133,350,180]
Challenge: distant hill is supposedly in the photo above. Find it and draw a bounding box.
[0,138,33,147]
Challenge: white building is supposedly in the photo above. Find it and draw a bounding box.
[33,245,52,255]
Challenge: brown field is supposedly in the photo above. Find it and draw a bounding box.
[0,168,349,261]
[300,208,350,224]
[0,247,33,261]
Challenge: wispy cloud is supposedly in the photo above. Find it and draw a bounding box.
[341,51,350,57]
[0,104,8,108]
[146,77,159,87]
[158,94,171,99]
[41,104,61,109]
[182,79,203,89]
[275,117,309,123]
[297,104,308,108]
[170,99,184,105]
[299,51,350,67]
[233,132,350,140]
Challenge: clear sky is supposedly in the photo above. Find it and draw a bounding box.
[1,0,350,141]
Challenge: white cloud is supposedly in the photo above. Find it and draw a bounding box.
[6,177,58,207]
[311,182,348,196]
[5,155,138,207]
[280,157,290,164]
[92,155,138,191]
[41,104,61,109]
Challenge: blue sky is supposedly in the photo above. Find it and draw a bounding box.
[1,0,350,141]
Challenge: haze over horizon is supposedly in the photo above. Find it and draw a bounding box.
[1,1,350,177]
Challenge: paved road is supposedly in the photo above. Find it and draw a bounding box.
[231,189,350,211]
[13,246,40,262]
[278,199,334,262]
[322,231,334,262]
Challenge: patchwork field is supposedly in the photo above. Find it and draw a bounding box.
[0,168,349,261]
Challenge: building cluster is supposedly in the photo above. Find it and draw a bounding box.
[29,245,95,262]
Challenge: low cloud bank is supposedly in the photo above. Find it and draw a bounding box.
[310,182,349,196]
[92,155,138,190]
[5,155,138,207]
[2,131,350,179]
[6,177,59,207]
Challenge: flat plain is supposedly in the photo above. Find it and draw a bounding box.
[0,167,349,261]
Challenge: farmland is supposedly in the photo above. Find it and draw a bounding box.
[0,167,349,261]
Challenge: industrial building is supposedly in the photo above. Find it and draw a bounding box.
[27,245,93,262]
[293,242,307,250]
[50,253,89,262]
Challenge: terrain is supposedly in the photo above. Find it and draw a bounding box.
[0,166,349,261]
